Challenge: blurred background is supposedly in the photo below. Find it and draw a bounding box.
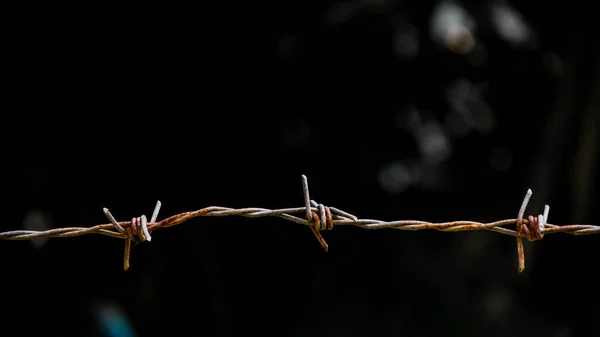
[3,1,599,336]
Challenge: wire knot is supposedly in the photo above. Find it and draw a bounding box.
[301,175,331,251]
[515,189,549,272]
[127,215,152,242]
[519,215,544,242]
[103,201,162,271]
[309,201,334,231]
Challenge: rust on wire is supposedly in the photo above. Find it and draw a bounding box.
[102,202,159,270]
[1,175,599,272]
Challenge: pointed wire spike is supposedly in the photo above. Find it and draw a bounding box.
[309,225,329,252]
[516,189,533,273]
[102,207,116,223]
[543,205,550,227]
[151,200,162,223]
[518,189,533,222]
[302,175,312,221]
[538,214,544,230]
[124,239,131,271]
[517,242,525,273]
[103,208,125,234]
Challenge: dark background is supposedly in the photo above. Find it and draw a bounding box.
[3,1,598,336]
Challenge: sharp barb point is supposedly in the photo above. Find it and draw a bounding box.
[516,189,533,274]
[302,175,312,221]
[543,205,550,227]
[518,189,533,222]
[151,200,162,223]
[103,207,125,234]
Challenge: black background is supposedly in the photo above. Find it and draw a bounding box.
[3,1,599,336]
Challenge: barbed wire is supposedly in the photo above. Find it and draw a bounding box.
[2,175,599,272]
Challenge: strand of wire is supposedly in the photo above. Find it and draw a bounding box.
[2,175,599,272]
[2,205,599,241]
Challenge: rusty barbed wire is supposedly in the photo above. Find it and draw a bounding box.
[2,175,599,272]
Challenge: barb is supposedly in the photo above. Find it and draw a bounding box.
[2,176,599,272]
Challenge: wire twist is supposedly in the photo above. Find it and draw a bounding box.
[2,175,599,272]
[102,201,161,270]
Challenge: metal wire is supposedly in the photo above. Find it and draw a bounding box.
[2,175,599,272]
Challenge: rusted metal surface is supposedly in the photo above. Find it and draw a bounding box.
[1,175,598,272]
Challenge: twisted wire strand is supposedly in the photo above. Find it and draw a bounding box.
[2,175,599,271]
[3,207,598,241]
